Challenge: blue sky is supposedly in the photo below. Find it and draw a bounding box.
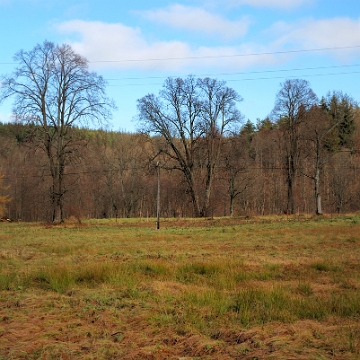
[0,0,359,132]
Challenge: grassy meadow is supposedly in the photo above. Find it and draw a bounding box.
[0,215,360,359]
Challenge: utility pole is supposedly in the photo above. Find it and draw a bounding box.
[156,162,160,229]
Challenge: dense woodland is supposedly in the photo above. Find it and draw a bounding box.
[0,42,359,222]
[0,88,359,222]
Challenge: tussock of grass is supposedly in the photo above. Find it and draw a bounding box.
[24,262,124,293]
[310,260,342,272]
[0,271,17,291]
[296,281,313,296]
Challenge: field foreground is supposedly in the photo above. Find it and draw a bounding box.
[0,215,360,359]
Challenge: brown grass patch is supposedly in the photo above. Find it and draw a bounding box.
[1,215,360,358]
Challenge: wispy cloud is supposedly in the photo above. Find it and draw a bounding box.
[57,20,192,70]
[138,4,251,40]
[269,17,360,59]
[56,20,279,71]
[55,14,360,72]
[219,0,313,9]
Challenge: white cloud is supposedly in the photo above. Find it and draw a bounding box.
[57,20,191,71]
[269,17,360,59]
[219,0,313,9]
[138,4,251,40]
[56,20,278,71]
[55,16,360,73]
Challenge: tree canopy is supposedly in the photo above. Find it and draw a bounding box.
[137,76,243,217]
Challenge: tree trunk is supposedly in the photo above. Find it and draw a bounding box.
[229,196,235,217]
[229,177,235,217]
[314,167,323,215]
[202,163,214,217]
[286,145,296,215]
[189,185,201,218]
[286,171,294,215]
[51,150,65,223]
[183,167,201,217]
[52,183,63,223]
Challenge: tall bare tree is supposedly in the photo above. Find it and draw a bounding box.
[299,105,336,215]
[271,79,318,214]
[221,127,254,216]
[137,76,242,217]
[0,41,114,223]
[299,93,358,215]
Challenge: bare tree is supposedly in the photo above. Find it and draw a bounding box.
[137,76,242,217]
[299,93,358,215]
[271,79,318,214]
[0,41,114,223]
[299,106,337,215]
[221,130,254,216]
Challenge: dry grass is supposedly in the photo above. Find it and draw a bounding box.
[0,214,360,359]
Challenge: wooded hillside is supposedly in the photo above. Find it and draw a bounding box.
[0,89,359,222]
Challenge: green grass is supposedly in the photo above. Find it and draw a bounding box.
[0,215,360,359]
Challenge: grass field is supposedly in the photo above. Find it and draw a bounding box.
[0,214,360,359]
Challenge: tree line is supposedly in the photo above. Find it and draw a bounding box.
[0,41,359,222]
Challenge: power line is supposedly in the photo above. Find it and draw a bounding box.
[105,69,360,87]
[227,70,360,83]
[89,45,360,63]
[2,161,360,178]
[105,64,360,81]
[1,45,360,66]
